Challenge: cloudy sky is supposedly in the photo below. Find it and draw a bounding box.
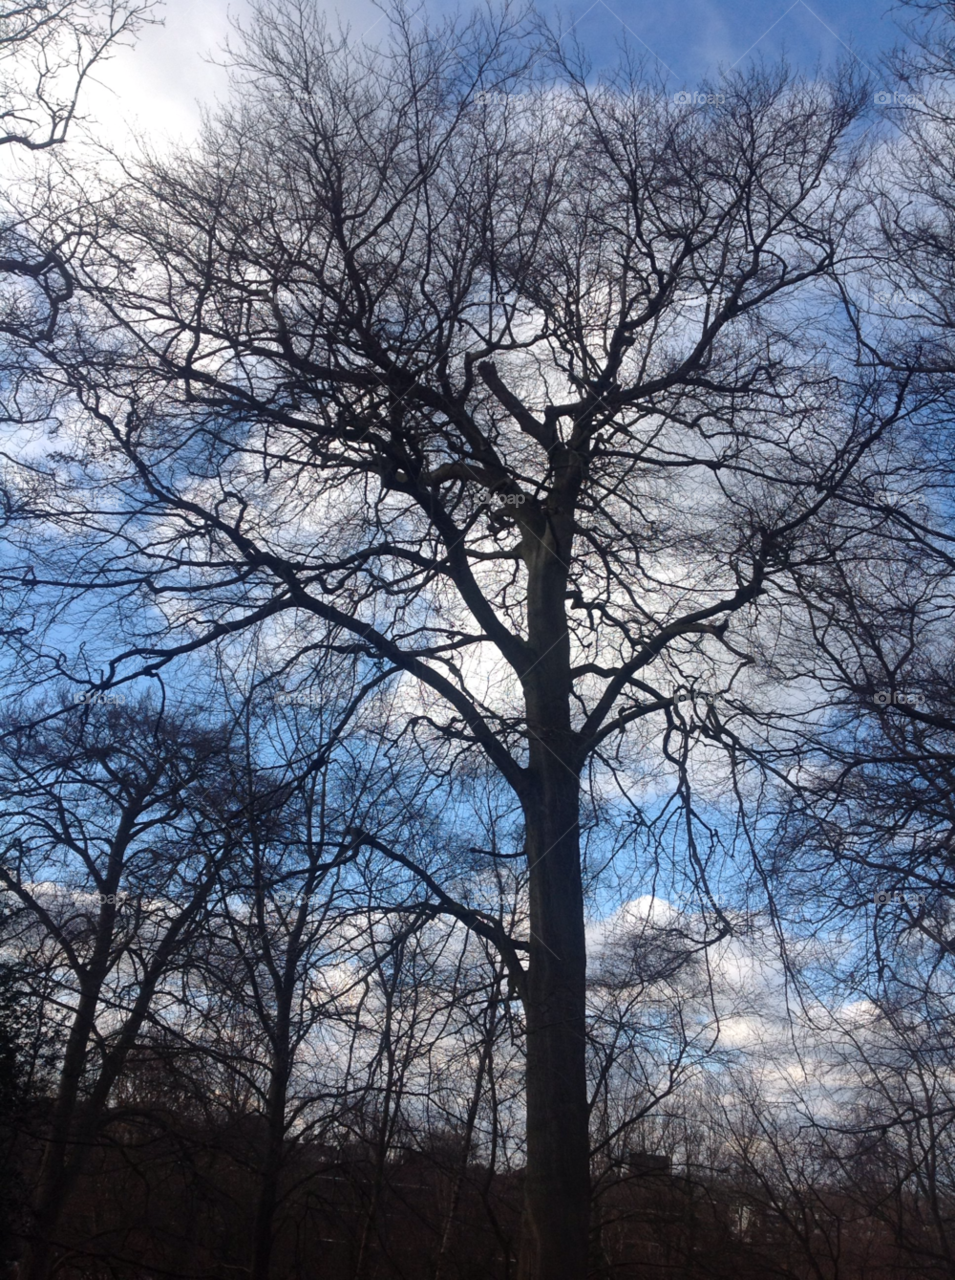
[83,0,907,148]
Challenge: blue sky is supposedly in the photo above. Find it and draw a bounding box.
[513,0,898,84]
[85,0,909,146]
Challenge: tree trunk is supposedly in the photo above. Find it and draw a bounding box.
[20,984,101,1280]
[19,869,213,1280]
[251,950,301,1280]
[250,1057,288,1280]
[517,495,590,1280]
[518,751,590,1280]
[434,982,500,1280]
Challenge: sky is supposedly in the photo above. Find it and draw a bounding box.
[82,0,910,149]
[11,0,929,1108]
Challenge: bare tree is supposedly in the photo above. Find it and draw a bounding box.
[0,697,244,1280]
[819,990,955,1278]
[757,0,955,987]
[0,0,152,348]
[0,0,149,152]
[586,905,735,1189]
[3,3,902,1272]
[189,674,393,1280]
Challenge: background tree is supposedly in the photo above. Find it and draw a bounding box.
[0,696,245,1280]
[762,0,955,999]
[0,0,147,152]
[820,986,955,1277]
[0,0,151,347]
[185,660,399,1280]
[0,894,40,1274]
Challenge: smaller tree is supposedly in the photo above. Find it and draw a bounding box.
[1,0,148,152]
[189,676,388,1280]
[0,696,243,1280]
[0,895,39,1272]
[0,0,152,346]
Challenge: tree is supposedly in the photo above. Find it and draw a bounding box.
[0,0,152,347]
[0,697,246,1280]
[0,0,148,152]
[184,665,398,1280]
[817,984,955,1277]
[759,0,955,983]
[0,896,39,1274]
[5,3,896,1272]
